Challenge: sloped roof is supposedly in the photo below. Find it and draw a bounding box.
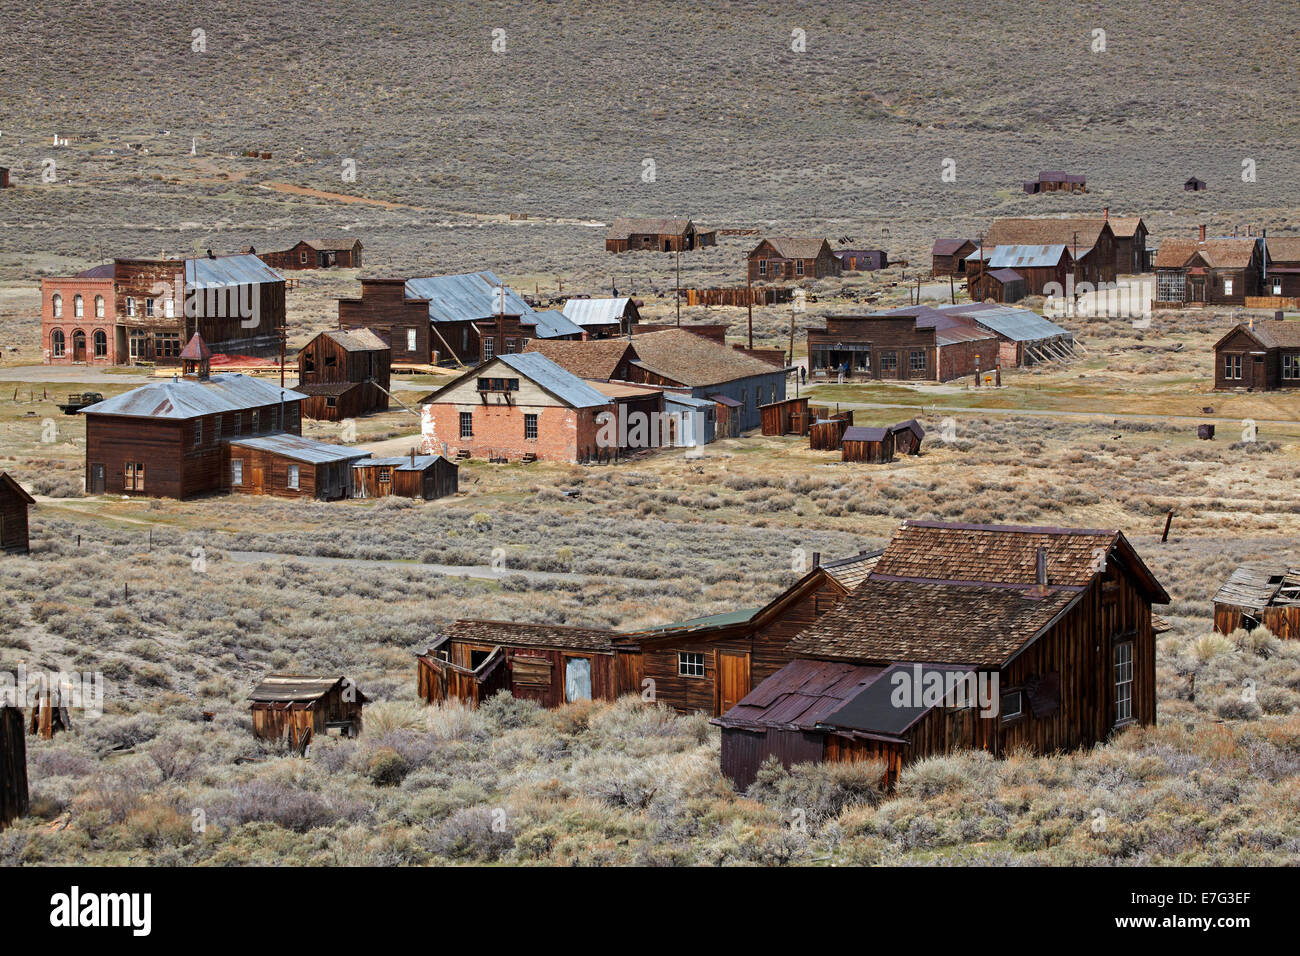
[932,238,974,256]
[936,304,1070,342]
[635,607,763,636]
[520,309,584,338]
[819,550,884,590]
[1266,238,1300,264]
[1213,565,1300,612]
[1239,320,1300,350]
[984,218,1110,256]
[248,674,367,704]
[304,238,362,251]
[523,339,636,380]
[404,271,531,323]
[178,333,213,361]
[1107,216,1145,239]
[494,352,612,407]
[323,329,388,352]
[229,433,370,464]
[626,329,784,387]
[984,244,1069,269]
[1153,238,1258,270]
[82,374,307,419]
[606,217,693,240]
[889,419,925,440]
[751,237,831,259]
[987,268,1024,283]
[447,619,616,651]
[75,263,115,279]
[0,472,35,505]
[842,426,889,442]
[185,253,283,289]
[936,324,997,346]
[714,659,891,731]
[561,297,635,326]
[354,455,451,471]
[296,382,360,396]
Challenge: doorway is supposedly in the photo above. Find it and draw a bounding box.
[89,463,105,494]
[72,330,86,362]
[564,657,592,702]
[716,651,751,716]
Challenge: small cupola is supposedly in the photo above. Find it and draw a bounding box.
[179,332,213,380]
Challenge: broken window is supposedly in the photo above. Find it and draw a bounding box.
[469,649,492,670]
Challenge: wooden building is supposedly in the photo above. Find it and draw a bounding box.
[0,472,34,555]
[982,217,1117,287]
[0,706,27,831]
[717,521,1169,790]
[931,303,1074,368]
[759,396,811,436]
[559,297,641,337]
[352,454,458,500]
[1023,170,1087,193]
[808,410,854,450]
[417,621,619,709]
[605,218,705,253]
[840,426,894,463]
[248,675,368,751]
[0,167,9,190]
[932,239,977,277]
[807,309,998,383]
[1106,212,1150,274]
[747,238,841,282]
[833,249,888,272]
[229,433,367,500]
[1185,177,1207,192]
[252,239,363,270]
[890,420,925,455]
[1212,566,1300,638]
[1155,228,1263,307]
[522,338,638,382]
[82,338,309,499]
[1262,237,1300,299]
[1213,320,1300,391]
[613,551,883,717]
[969,244,1071,298]
[969,267,1027,303]
[297,329,390,420]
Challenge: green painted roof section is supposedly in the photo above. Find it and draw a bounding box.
[638,606,763,634]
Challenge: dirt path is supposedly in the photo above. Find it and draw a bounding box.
[825,399,1300,430]
[225,549,638,585]
[258,182,419,210]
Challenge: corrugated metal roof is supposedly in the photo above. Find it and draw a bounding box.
[354,455,450,471]
[981,244,1069,269]
[561,297,633,326]
[715,659,891,731]
[404,271,532,323]
[82,374,307,419]
[185,253,283,289]
[937,304,1070,342]
[522,309,584,338]
[495,353,612,408]
[823,663,976,736]
[663,392,714,410]
[936,325,997,346]
[229,433,370,464]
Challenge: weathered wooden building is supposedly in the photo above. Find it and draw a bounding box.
[559,297,641,337]
[969,267,1028,303]
[931,239,977,277]
[352,454,458,500]
[252,239,363,270]
[889,419,925,455]
[807,309,998,383]
[809,413,853,451]
[1155,229,1264,307]
[1023,170,1087,193]
[760,396,811,436]
[1263,237,1300,299]
[982,217,1117,287]
[418,621,619,709]
[0,472,34,555]
[747,238,841,282]
[717,521,1169,790]
[248,675,368,751]
[968,244,1072,297]
[1185,177,1207,192]
[297,329,391,420]
[1212,566,1300,638]
[1213,320,1300,390]
[522,339,639,382]
[0,167,9,190]
[840,426,894,463]
[1106,212,1150,274]
[82,339,309,499]
[0,706,27,830]
[228,433,367,499]
[833,249,888,272]
[605,218,707,253]
[932,303,1074,368]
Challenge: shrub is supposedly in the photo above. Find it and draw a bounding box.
[424,806,515,861]
[367,747,410,786]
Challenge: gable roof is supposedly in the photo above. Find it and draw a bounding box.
[304,238,362,252]
[625,328,784,387]
[606,217,693,240]
[447,619,616,651]
[1218,320,1300,351]
[983,244,1070,269]
[519,309,584,338]
[82,374,307,419]
[404,271,531,323]
[1213,565,1300,612]
[0,472,35,505]
[228,433,370,465]
[322,329,389,352]
[842,426,890,442]
[523,339,636,380]
[421,353,611,409]
[1107,216,1145,239]
[1153,238,1259,270]
[185,253,283,289]
[713,658,892,732]
[819,550,884,590]
[354,455,451,471]
[889,419,925,440]
[932,238,974,256]
[561,297,635,326]
[984,218,1111,256]
[751,237,832,260]
[248,674,367,704]
[1266,238,1300,264]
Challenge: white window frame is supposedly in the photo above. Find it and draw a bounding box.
[407,328,417,352]
[73,294,84,318]
[1114,641,1134,725]
[758,259,766,276]
[286,464,300,490]
[231,459,243,486]
[459,411,473,439]
[524,413,538,440]
[52,293,63,318]
[1000,690,1023,721]
[1223,277,1234,297]
[126,297,136,317]
[678,652,706,678]
[94,295,105,318]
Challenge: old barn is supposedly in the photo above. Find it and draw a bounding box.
[559,297,641,337]
[0,472,34,555]
[605,218,704,253]
[352,454,458,500]
[1213,566,1300,638]
[297,328,391,420]
[249,675,368,751]
[968,244,1071,298]
[935,304,1074,368]
[969,267,1028,304]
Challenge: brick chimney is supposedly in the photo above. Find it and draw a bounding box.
[1199,224,1206,242]
[1102,206,1109,220]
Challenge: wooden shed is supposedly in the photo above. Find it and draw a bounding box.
[228,434,369,500]
[248,675,368,751]
[417,621,619,710]
[352,454,458,500]
[809,412,853,451]
[0,472,34,555]
[1212,566,1300,638]
[890,420,925,456]
[969,268,1027,304]
[931,239,976,277]
[759,396,811,436]
[1185,177,1207,192]
[841,426,895,463]
[0,706,28,830]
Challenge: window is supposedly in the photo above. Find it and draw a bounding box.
[1223,277,1234,297]
[126,297,136,317]
[93,330,107,358]
[378,467,392,484]
[758,259,766,276]
[164,298,175,318]
[1114,641,1134,724]
[678,652,706,678]
[910,350,926,372]
[459,411,473,438]
[52,293,63,318]
[796,259,805,276]
[504,338,516,353]
[51,329,65,357]
[213,416,222,443]
[477,377,520,392]
[1224,354,1242,380]
[564,657,592,703]
[73,294,84,318]
[325,396,337,409]
[300,251,308,264]
[94,295,105,318]
[1274,277,1284,296]
[286,464,299,490]
[193,420,202,447]
[231,459,243,486]
[1286,354,1300,380]
[252,410,260,432]
[325,354,337,367]
[524,413,538,440]
[156,333,181,358]
[483,338,495,360]
[124,461,145,492]
[1000,690,1022,720]
[880,350,898,371]
[233,412,242,436]
[145,298,155,317]
[271,407,280,432]
[407,328,417,352]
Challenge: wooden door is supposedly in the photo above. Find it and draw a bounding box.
[89,464,105,494]
[251,467,265,494]
[716,651,751,716]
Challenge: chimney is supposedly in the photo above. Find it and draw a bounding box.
[812,551,821,568]
[410,449,416,468]
[1036,546,1047,587]
[1102,206,1109,220]
[1199,224,1206,242]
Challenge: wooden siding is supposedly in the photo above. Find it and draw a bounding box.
[0,707,27,830]
[418,640,617,710]
[297,331,390,416]
[353,460,458,500]
[0,484,31,555]
[250,687,364,747]
[230,445,356,500]
[1214,603,1300,639]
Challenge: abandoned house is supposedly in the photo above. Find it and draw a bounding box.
[931,239,977,277]
[418,621,620,709]
[747,238,842,282]
[981,217,1117,287]
[41,253,286,366]
[297,328,391,420]
[1106,211,1150,274]
[0,705,27,831]
[418,352,615,463]
[1212,566,1300,639]
[559,297,641,337]
[352,454,459,500]
[249,675,368,751]
[522,338,639,382]
[337,272,582,368]
[1022,170,1087,194]
[1185,177,1207,192]
[250,238,363,270]
[968,244,1072,298]
[1262,237,1300,299]
[806,309,999,383]
[1213,320,1300,390]
[1154,227,1264,307]
[228,433,368,500]
[969,267,1028,304]
[716,520,1169,790]
[605,218,710,253]
[931,304,1074,368]
[82,334,309,499]
[0,472,34,556]
[833,249,888,272]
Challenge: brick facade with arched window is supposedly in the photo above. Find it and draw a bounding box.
[41,273,118,365]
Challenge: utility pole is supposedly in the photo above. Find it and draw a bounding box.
[675,245,681,326]
[1072,230,1080,308]
[747,269,754,349]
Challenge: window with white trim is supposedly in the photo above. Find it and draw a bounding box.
[407,328,417,352]
[678,652,706,678]
[287,464,300,490]
[1223,277,1234,297]
[231,459,243,486]
[52,293,63,318]
[1114,641,1134,724]
[94,295,105,318]
[1000,690,1023,720]
[73,294,84,318]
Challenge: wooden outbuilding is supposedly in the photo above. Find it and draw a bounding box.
[841,426,895,463]
[417,621,619,709]
[228,434,368,500]
[931,239,976,277]
[0,167,9,189]
[1212,566,1300,638]
[717,520,1170,790]
[0,472,34,555]
[1185,177,1207,192]
[1023,170,1087,194]
[890,420,925,455]
[1213,320,1300,390]
[760,396,811,436]
[297,328,390,420]
[248,675,368,751]
[253,239,363,270]
[606,218,703,253]
[809,412,853,450]
[352,454,458,500]
[833,249,888,272]
[0,706,27,830]
[969,267,1027,303]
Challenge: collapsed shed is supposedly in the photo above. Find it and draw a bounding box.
[889,420,925,456]
[1212,566,1300,638]
[248,675,368,751]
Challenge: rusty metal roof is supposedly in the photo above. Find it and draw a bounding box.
[82,374,308,420]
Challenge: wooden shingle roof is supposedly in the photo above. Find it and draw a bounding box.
[606,217,693,240]
[984,217,1111,256]
[248,674,366,704]
[818,550,883,590]
[1153,238,1258,270]
[752,237,831,259]
[447,619,616,651]
[627,329,784,387]
[523,339,636,381]
[1266,237,1300,265]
